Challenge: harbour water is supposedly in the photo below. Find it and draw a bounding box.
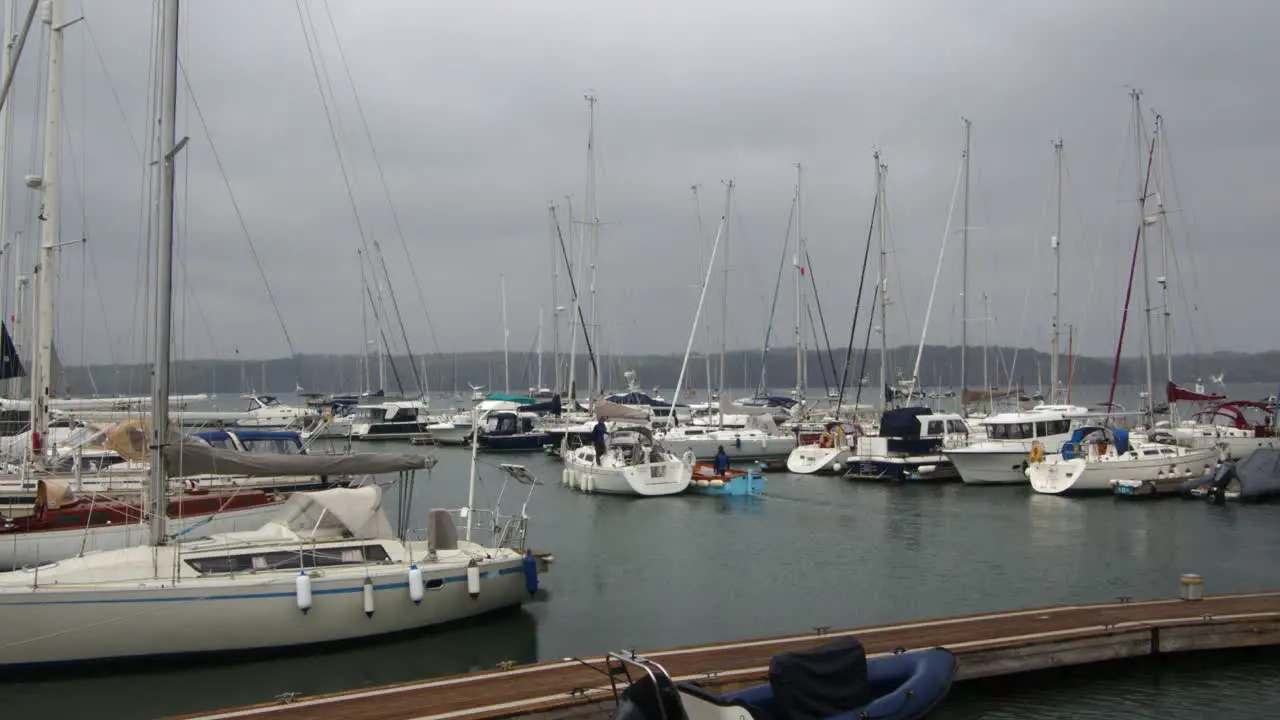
[7,385,1280,718]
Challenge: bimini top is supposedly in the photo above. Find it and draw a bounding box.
[266,485,393,541]
[485,393,537,405]
[1060,425,1130,459]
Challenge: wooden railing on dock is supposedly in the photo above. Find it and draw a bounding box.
[171,591,1280,720]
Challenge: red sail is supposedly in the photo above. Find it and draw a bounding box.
[1166,381,1225,403]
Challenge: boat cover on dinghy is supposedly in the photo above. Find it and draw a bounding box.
[769,636,871,717]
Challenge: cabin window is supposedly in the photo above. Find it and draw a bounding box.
[946,420,968,435]
[926,421,944,435]
[989,424,1007,440]
[54,513,87,527]
[426,577,445,591]
[185,544,391,575]
[241,439,302,455]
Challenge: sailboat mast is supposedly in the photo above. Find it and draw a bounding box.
[547,203,560,394]
[1050,138,1063,404]
[1133,91,1157,427]
[562,197,579,402]
[583,93,599,401]
[876,154,889,412]
[692,184,712,398]
[536,305,543,391]
[982,292,990,415]
[794,163,804,401]
[959,118,971,401]
[32,0,68,455]
[149,0,180,548]
[718,180,733,427]
[1153,115,1173,391]
[0,0,13,375]
[500,274,509,395]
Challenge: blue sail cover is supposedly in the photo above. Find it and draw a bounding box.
[1060,426,1128,459]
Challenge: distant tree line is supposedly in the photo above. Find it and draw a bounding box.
[60,345,1278,398]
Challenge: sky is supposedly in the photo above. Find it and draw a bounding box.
[0,0,1274,368]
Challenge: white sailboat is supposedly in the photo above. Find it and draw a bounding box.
[0,1,548,667]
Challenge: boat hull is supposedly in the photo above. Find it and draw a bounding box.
[1029,447,1219,495]
[0,555,529,666]
[785,445,853,474]
[846,456,958,482]
[946,448,1034,485]
[660,432,796,462]
[562,449,691,496]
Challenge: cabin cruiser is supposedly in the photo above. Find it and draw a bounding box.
[1167,400,1278,460]
[1028,425,1220,495]
[475,411,552,452]
[945,405,1090,485]
[235,395,317,429]
[845,408,969,482]
[350,400,433,441]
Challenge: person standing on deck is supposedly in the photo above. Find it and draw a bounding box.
[713,445,731,475]
[592,419,608,466]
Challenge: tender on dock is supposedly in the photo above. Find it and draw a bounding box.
[169,589,1280,720]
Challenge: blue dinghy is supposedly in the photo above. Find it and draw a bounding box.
[611,637,955,720]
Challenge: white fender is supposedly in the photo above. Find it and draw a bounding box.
[408,564,424,604]
[362,578,375,617]
[295,571,312,614]
[467,561,481,598]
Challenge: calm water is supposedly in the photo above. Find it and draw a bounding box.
[8,385,1280,719]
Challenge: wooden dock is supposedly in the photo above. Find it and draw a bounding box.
[172,590,1280,720]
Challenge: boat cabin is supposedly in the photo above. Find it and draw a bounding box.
[483,411,539,437]
[878,407,968,455]
[194,430,306,455]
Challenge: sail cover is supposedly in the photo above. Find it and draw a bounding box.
[0,322,23,381]
[1166,381,1225,403]
[592,397,651,421]
[163,437,427,477]
[718,397,775,417]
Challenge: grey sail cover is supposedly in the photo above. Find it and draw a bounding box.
[163,437,427,478]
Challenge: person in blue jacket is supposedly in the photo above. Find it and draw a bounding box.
[713,445,731,475]
[592,419,607,465]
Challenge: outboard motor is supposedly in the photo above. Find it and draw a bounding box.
[1206,460,1238,506]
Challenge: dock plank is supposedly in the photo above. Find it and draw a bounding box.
[171,592,1280,720]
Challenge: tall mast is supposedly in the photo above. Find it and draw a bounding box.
[982,292,990,415]
[149,0,181,548]
[500,274,509,395]
[536,305,543,392]
[563,195,579,402]
[692,184,712,398]
[1050,138,1063,404]
[548,203,560,394]
[793,162,805,401]
[959,117,971,402]
[1133,90,1156,427]
[1153,114,1173,393]
[583,93,599,401]
[358,249,369,393]
[876,153,889,412]
[33,0,77,456]
[718,180,733,427]
[0,0,14,376]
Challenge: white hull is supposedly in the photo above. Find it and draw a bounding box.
[659,432,796,461]
[561,447,691,496]
[785,445,853,474]
[425,423,473,446]
[946,448,1034,485]
[1029,446,1219,495]
[1172,428,1278,460]
[0,500,286,570]
[0,547,529,666]
[0,472,339,508]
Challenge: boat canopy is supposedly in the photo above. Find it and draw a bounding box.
[485,393,536,405]
[268,486,393,541]
[593,398,651,421]
[878,407,934,439]
[163,437,427,478]
[1060,426,1130,459]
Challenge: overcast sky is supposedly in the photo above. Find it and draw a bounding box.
[0,0,1274,369]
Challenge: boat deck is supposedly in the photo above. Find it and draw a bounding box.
[172,591,1280,720]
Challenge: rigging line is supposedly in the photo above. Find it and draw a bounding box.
[358,248,403,394]
[1002,146,1056,397]
[294,0,420,396]
[908,156,966,398]
[853,259,878,411]
[318,0,441,356]
[803,245,840,394]
[551,205,599,396]
[175,61,298,362]
[834,175,879,419]
[755,193,796,396]
[1105,131,1159,421]
[81,17,143,161]
[803,301,830,395]
[1156,127,1212,357]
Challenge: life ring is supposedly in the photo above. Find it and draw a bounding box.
[1029,442,1045,465]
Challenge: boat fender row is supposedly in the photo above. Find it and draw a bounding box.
[467,559,481,599]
